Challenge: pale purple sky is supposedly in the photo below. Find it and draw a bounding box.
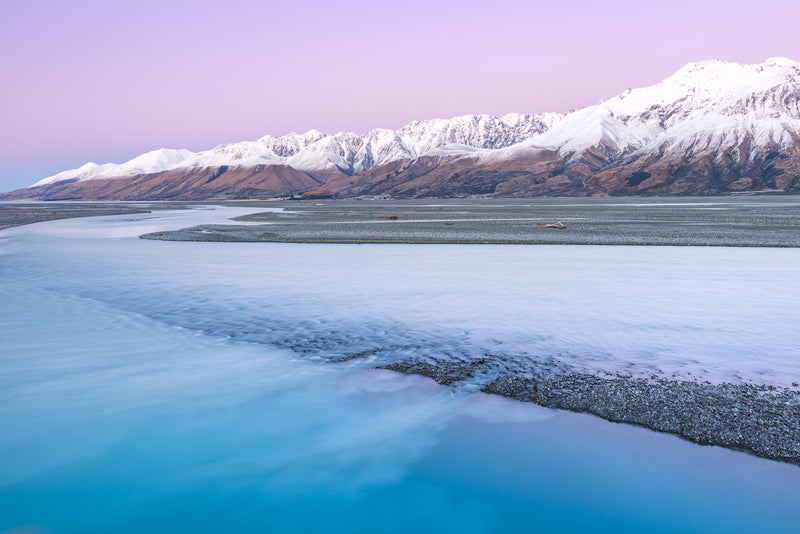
[2,0,799,190]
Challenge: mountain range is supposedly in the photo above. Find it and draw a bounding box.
[4,57,800,200]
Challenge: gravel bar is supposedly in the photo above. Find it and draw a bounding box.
[140,196,800,246]
[381,358,800,465]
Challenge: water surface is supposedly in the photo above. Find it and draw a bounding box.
[1,207,799,533]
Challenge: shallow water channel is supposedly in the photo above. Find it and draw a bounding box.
[1,207,799,533]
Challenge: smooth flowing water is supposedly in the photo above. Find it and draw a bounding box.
[1,207,799,533]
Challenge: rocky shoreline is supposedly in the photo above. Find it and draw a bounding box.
[381,358,800,465]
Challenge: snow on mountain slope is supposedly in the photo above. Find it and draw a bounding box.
[31,58,800,188]
[177,113,562,175]
[527,57,800,159]
[33,149,195,187]
[33,114,559,186]
[32,148,194,187]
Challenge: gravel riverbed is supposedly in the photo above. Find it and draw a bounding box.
[6,197,799,465]
[140,196,800,246]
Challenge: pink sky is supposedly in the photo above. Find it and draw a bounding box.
[2,0,799,190]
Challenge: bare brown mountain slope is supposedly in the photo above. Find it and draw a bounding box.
[0,164,323,201]
[3,145,800,201]
[585,142,800,196]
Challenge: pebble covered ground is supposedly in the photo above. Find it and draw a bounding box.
[140,196,800,247]
[381,357,800,465]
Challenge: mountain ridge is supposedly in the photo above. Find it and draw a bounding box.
[5,57,800,200]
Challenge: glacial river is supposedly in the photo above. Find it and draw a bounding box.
[1,206,799,533]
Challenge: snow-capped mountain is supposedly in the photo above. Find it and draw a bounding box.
[33,148,195,186]
[8,57,800,200]
[530,57,800,159]
[32,113,562,187]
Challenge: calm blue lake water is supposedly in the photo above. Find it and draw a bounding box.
[1,208,799,533]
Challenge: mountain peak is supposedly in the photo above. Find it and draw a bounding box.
[763,56,799,68]
[667,57,798,81]
[606,57,799,115]
[26,58,800,193]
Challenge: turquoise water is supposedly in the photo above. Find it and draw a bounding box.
[1,211,799,533]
